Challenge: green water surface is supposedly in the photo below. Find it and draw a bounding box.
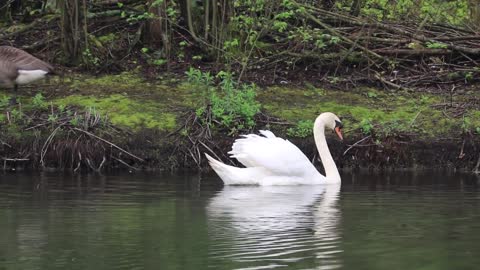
[0,172,479,270]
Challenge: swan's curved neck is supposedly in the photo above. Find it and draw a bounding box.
[314,117,341,183]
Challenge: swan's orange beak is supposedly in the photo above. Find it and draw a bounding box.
[335,127,343,141]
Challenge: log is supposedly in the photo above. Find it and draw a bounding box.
[373,48,452,56]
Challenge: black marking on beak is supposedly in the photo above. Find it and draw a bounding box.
[334,120,344,141]
[335,120,343,129]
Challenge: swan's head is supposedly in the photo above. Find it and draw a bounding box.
[317,112,343,140]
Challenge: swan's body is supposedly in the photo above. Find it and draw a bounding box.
[0,46,54,104]
[205,112,343,185]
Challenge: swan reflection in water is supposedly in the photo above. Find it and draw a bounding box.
[207,184,341,269]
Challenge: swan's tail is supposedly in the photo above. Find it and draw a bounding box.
[205,153,263,185]
[205,153,238,185]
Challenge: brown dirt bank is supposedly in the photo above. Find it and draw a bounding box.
[1,127,479,173]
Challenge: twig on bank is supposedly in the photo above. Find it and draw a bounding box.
[112,156,140,171]
[0,139,12,148]
[72,127,144,162]
[74,153,82,173]
[410,111,422,127]
[343,135,372,156]
[3,158,29,171]
[473,153,480,174]
[41,125,63,167]
[86,156,107,172]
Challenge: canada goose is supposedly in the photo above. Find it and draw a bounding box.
[0,46,54,105]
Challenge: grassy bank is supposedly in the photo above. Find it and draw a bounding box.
[1,71,479,172]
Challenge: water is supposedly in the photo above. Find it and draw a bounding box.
[0,172,479,270]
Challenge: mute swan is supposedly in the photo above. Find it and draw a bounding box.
[0,46,55,105]
[205,112,343,185]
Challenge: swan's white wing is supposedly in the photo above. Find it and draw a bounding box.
[228,130,317,177]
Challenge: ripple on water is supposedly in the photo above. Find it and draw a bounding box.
[2,172,479,270]
[207,185,343,270]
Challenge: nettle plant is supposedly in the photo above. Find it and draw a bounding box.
[348,0,470,24]
[187,68,260,133]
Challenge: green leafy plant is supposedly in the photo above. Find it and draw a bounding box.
[152,59,167,66]
[186,67,213,86]
[189,68,260,131]
[360,119,374,134]
[82,48,100,67]
[328,76,341,84]
[358,0,469,24]
[367,91,378,98]
[126,12,155,24]
[0,96,10,108]
[70,116,79,127]
[426,42,448,49]
[380,120,409,137]
[465,71,473,82]
[32,93,48,109]
[418,95,431,105]
[287,120,314,138]
[58,104,67,113]
[461,116,472,133]
[47,113,58,123]
[8,109,24,124]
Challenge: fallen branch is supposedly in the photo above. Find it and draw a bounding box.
[373,48,452,56]
[0,15,59,40]
[374,72,408,91]
[300,8,384,62]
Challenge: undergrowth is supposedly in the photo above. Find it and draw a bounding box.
[0,93,141,171]
[187,68,260,134]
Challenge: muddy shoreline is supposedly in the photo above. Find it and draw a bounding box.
[2,127,479,173]
[1,71,480,173]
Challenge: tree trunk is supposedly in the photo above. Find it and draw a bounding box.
[350,0,362,17]
[59,0,87,65]
[178,0,188,27]
[145,0,171,61]
[146,0,164,45]
[471,0,480,29]
[204,0,209,40]
[0,0,15,22]
[186,0,200,41]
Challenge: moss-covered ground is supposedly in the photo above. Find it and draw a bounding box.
[260,85,480,139]
[1,71,479,171]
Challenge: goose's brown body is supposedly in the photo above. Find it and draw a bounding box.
[0,46,54,104]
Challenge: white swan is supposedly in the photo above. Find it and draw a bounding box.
[205,112,343,185]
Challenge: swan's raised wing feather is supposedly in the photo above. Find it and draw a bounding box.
[228,130,316,176]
